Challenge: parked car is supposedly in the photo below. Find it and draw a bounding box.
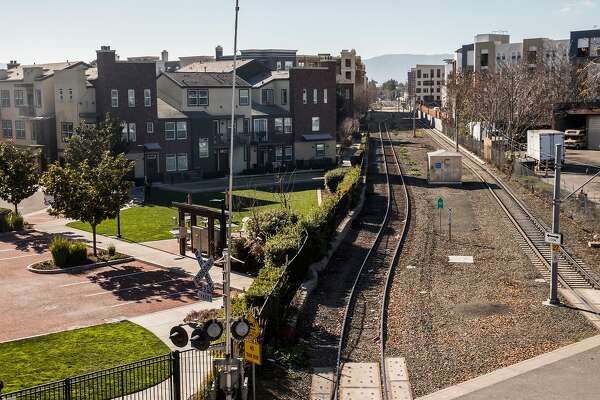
[564,129,587,150]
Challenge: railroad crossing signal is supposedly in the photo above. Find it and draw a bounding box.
[437,197,444,209]
[193,251,214,302]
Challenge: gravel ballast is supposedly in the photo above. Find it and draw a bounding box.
[385,129,596,397]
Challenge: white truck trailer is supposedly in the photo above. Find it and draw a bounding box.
[527,130,565,165]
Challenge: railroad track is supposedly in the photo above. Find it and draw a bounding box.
[331,124,410,400]
[419,121,600,303]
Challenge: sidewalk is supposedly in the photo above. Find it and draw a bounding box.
[418,334,600,400]
[33,215,253,292]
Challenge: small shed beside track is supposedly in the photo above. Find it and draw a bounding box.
[427,149,462,184]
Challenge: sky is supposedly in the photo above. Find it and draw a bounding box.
[1,0,599,64]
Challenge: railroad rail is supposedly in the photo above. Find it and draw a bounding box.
[419,121,600,307]
[331,124,410,400]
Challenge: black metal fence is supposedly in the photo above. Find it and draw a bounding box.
[0,349,218,400]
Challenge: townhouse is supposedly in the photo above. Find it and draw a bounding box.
[0,61,90,163]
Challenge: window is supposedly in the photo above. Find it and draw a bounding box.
[284,117,292,133]
[68,88,73,102]
[127,123,136,142]
[284,61,293,70]
[324,89,328,104]
[0,90,9,107]
[480,51,489,67]
[417,70,421,78]
[592,37,600,57]
[437,69,441,78]
[276,146,283,162]
[285,146,293,161]
[177,154,188,171]
[146,122,154,134]
[315,143,325,159]
[61,122,73,142]
[15,120,25,139]
[302,89,307,104]
[144,89,151,107]
[313,89,318,104]
[281,89,288,105]
[111,89,118,108]
[312,117,320,132]
[277,61,283,70]
[187,89,208,106]
[198,138,209,158]
[34,89,42,108]
[345,71,351,80]
[345,58,351,68]
[213,120,221,135]
[416,88,421,93]
[165,121,176,140]
[128,89,135,107]
[261,89,274,105]
[274,118,284,134]
[2,120,12,138]
[243,118,250,133]
[176,121,187,139]
[254,118,268,133]
[577,37,590,57]
[14,90,24,106]
[166,154,177,172]
[345,88,350,99]
[239,89,250,106]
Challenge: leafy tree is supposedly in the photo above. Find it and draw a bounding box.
[0,142,40,214]
[64,114,126,167]
[42,152,133,255]
[382,79,399,92]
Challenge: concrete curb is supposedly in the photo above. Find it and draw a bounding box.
[27,257,135,274]
[417,334,600,400]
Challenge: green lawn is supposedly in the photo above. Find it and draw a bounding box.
[0,321,169,393]
[67,184,320,243]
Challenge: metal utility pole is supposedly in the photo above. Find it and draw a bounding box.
[549,144,562,305]
[412,98,416,138]
[224,1,240,398]
[454,96,459,152]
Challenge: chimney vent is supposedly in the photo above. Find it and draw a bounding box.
[161,50,169,62]
[215,45,223,60]
[7,60,20,69]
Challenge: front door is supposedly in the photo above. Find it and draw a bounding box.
[257,148,270,168]
[217,149,229,173]
[145,153,159,179]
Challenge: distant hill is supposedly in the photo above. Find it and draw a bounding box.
[364,54,453,84]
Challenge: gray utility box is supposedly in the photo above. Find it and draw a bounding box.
[427,149,462,184]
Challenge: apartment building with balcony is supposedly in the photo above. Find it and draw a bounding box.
[407,64,445,106]
[0,61,90,162]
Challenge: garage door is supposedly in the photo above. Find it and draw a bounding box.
[588,116,600,150]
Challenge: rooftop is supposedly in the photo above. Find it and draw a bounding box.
[1,61,87,81]
[162,71,251,88]
[178,59,254,73]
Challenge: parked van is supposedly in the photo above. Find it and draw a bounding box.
[564,129,587,150]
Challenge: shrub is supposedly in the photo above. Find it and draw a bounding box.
[49,236,88,267]
[324,168,348,193]
[245,266,284,307]
[50,236,71,267]
[246,209,297,242]
[69,241,88,266]
[9,213,24,231]
[263,227,303,268]
[0,214,10,233]
[107,244,116,257]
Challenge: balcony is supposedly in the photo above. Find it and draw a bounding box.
[18,106,35,117]
[252,131,270,144]
[214,132,251,147]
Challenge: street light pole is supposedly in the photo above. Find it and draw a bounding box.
[224,1,240,399]
[412,98,416,138]
[549,144,563,305]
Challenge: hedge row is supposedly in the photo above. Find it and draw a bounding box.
[243,157,365,339]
